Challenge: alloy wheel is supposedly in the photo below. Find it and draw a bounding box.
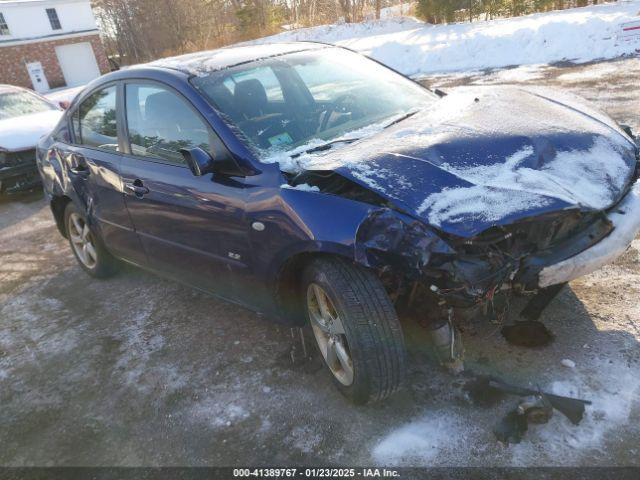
[68,212,98,269]
[306,283,354,386]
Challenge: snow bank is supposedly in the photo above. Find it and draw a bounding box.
[256,1,640,75]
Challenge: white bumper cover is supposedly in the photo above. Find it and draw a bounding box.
[538,180,640,288]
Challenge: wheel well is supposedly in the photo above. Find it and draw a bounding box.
[275,252,347,326]
[50,195,71,238]
[275,251,403,326]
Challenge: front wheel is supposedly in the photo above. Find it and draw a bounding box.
[303,257,407,404]
[64,202,119,278]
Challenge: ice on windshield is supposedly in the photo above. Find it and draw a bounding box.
[0,91,56,120]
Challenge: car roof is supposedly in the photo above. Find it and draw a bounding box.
[141,42,329,77]
[0,84,26,95]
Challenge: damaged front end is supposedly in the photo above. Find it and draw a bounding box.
[350,206,613,319]
[285,134,640,370]
[346,204,621,371]
[0,148,41,195]
[287,166,629,322]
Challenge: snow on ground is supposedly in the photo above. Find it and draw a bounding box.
[256,1,640,76]
[471,64,550,83]
[379,2,415,19]
[372,354,640,466]
[556,60,626,82]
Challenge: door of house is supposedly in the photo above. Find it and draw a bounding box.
[55,42,101,87]
[26,62,50,93]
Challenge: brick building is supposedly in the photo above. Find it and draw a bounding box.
[0,0,109,92]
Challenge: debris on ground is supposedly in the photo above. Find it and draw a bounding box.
[464,375,591,444]
[494,409,529,444]
[561,358,577,368]
[427,310,465,374]
[501,320,555,348]
[463,375,506,407]
[519,283,566,321]
[517,395,554,424]
[488,377,590,425]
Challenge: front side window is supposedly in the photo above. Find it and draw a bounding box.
[192,48,436,158]
[0,90,57,120]
[46,8,62,30]
[124,83,212,165]
[0,13,10,35]
[73,86,118,151]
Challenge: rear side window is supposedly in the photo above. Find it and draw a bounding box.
[73,86,118,151]
[124,83,212,165]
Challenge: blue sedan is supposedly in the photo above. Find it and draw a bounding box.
[37,43,640,403]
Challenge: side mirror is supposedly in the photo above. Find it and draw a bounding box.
[59,100,70,110]
[181,147,215,176]
[181,146,248,177]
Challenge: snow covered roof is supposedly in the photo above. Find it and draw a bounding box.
[145,42,327,76]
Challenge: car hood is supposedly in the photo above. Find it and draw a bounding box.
[0,109,62,152]
[302,86,638,237]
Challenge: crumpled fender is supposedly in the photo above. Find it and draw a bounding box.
[354,209,454,278]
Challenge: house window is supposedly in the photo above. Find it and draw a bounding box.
[46,8,62,30]
[0,13,10,35]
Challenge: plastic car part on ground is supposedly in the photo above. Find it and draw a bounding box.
[465,375,592,444]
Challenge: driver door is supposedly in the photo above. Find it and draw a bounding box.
[119,81,250,299]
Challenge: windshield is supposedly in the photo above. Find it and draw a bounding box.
[192,48,436,160]
[0,90,57,120]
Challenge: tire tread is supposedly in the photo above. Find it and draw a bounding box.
[305,257,406,403]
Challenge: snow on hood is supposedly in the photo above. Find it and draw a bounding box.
[272,86,637,237]
[0,110,62,152]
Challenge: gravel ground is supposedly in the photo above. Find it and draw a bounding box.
[1,57,639,467]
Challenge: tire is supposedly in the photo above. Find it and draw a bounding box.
[64,202,119,278]
[302,257,406,404]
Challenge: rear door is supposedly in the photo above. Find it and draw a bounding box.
[66,83,146,265]
[119,81,250,299]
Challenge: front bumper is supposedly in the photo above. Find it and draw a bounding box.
[538,180,640,287]
[0,162,41,195]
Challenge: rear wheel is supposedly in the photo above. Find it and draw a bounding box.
[303,257,406,404]
[64,202,118,278]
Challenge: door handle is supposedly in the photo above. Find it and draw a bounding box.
[69,153,89,176]
[70,166,89,175]
[124,180,149,198]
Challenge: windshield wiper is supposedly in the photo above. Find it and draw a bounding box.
[290,137,360,159]
[289,111,419,159]
[384,109,419,129]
